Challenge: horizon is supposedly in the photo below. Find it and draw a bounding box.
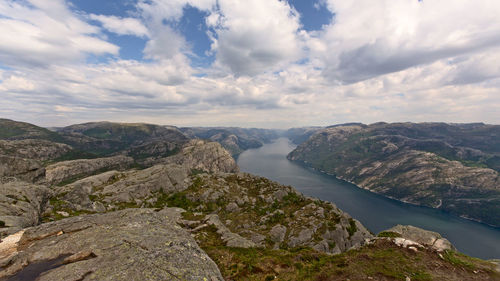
[3,117,498,130]
[1,0,500,127]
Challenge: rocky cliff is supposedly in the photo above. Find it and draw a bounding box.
[288,122,500,227]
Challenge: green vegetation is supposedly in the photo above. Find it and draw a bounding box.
[0,118,64,142]
[377,231,402,238]
[192,225,498,281]
[346,218,357,238]
[0,220,5,228]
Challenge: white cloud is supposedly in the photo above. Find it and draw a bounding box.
[318,0,500,83]
[0,0,118,67]
[207,0,303,76]
[0,0,499,127]
[89,14,149,38]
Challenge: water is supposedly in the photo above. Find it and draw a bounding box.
[237,138,500,260]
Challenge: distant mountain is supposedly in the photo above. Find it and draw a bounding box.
[180,127,282,156]
[284,126,324,144]
[288,122,500,227]
[58,121,189,157]
[0,118,64,142]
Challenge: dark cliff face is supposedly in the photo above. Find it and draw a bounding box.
[288,122,500,227]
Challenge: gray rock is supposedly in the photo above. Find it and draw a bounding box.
[45,155,134,185]
[157,140,238,173]
[288,228,313,248]
[269,224,287,243]
[386,225,455,251]
[0,155,45,183]
[55,164,190,211]
[0,139,72,162]
[205,214,256,248]
[225,202,240,212]
[0,180,52,238]
[0,209,223,281]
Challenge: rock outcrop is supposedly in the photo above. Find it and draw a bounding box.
[0,179,52,238]
[175,173,372,254]
[51,163,190,213]
[0,139,72,161]
[44,155,134,185]
[153,140,239,173]
[0,155,45,183]
[0,208,223,280]
[383,225,455,252]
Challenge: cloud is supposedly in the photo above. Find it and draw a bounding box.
[89,14,149,38]
[0,0,118,68]
[207,0,303,76]
[0,0,499,128]
[318,0,500,83]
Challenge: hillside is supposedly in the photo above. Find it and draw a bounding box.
[288,122,500,227]
[0,119,499,280]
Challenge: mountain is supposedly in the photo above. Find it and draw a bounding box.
[181,127,282,156]
[58,121,189,157]
[0,118,64,142]
[284,126,324,144]
[1,119,499,280]
[288,122,500,227]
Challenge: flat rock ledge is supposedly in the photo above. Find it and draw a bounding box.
[0,208,223,281]
[384,225,455,252]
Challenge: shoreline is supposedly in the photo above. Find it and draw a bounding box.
[288,157,500,230]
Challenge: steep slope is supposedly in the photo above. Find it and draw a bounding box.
[288,123,500,226]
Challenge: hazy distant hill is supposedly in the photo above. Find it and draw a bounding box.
[181,127,282,156]
[288,122,500,227]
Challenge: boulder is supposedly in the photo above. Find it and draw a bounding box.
[385,225,455,251]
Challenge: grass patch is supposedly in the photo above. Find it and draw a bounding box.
[377,231,402,238]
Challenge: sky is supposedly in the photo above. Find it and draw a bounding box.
[0,0,499,128]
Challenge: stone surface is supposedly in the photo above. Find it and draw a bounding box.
[0,179,52,237]
[0,155,45,183]
[155,140,238,173]
[0,139,72,162]
[44,155,134,185]
[0,208,223,281]
[386,225,455,251]
[205,214,256,248]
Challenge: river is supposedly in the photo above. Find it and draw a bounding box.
[237,137,500,260]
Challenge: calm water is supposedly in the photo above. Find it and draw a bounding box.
[237,138,500,259]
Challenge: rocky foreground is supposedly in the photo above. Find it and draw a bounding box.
[288,122,500,227]
[0,119,499,280]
